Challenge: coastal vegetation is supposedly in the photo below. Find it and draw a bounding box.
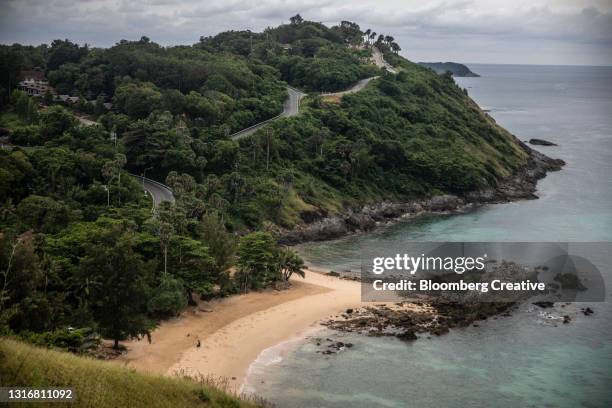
[1,15,538,356]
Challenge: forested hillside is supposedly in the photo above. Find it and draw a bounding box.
[0,16,535,350]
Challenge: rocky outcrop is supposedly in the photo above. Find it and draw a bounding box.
[279,145,564,245]
[279,197,471,245]
[529,138,557,146]
[495,146,564,200]
[322,301,516,342]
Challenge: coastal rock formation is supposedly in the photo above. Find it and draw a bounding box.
[495,147,565,200]
[322,301,516,342]
[529,138,557,146]
[279,146,565,245]
[426,194,462,211]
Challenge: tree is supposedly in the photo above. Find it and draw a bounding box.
[236,232,279,291]
[13,90,37,123]
[0,234,23,316]
[122,111,195,175]
[14,90,29,118]
[0,46,25,95]
[309,127,329,157]
[290,14,304,26]
[77,226,155,349]
[197,213,235,280]
[113,82,163,119]
[364,29,371,44]
[94,95,107,117]
[195,156,208,182]
[16,195,71,233]
[278,247,305,281]
[39,106,78,141]
[158,219,174,276]
[47,62,80,94]
[147,275,188,317]
[47,39,87,71]
[100,153,126,206]
[0,232,46,332]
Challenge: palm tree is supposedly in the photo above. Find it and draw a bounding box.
[377,34,384,44]
[364,29,371,45]
[279,247,305,281]
[391,42,401,54]
[370,32,376,45]
[309,128,329,157]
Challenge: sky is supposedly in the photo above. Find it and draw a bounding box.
[1,0,611,65]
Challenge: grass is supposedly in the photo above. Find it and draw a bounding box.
[0,338,267,408]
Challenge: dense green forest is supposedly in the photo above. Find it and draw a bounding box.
[0,16,528,350]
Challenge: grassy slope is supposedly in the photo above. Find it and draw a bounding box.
[0,338,260,408]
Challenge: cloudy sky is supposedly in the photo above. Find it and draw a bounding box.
[1,0,611,65]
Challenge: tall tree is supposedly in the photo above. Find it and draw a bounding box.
[364,29,371,44]
[197,213,235,281]
[289,14,304,26]
[236,232,279,291]
[79,227,154,349]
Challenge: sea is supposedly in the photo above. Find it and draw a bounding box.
[244,64,612,407]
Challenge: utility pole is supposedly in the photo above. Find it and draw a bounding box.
[266,128,272,171]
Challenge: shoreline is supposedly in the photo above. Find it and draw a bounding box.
[115,270,363,391]
[279,144,565,245]
[114,146,565,393]
[240,324,327,395]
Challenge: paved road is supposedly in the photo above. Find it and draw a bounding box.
[230,86,306,140]
[5,60,395,208]
[130,174,175,208]
[67,115,176,207]
[2,143,175,208]
[321,76,380,98]
[76,116,99,127]
[372,47,397,73]
[319,48,397,99]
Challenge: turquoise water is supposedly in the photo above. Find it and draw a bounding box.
[246,65,612,407]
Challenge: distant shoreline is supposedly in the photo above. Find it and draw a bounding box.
[418,61,480,77]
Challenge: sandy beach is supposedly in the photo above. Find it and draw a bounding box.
[116,270,362,389]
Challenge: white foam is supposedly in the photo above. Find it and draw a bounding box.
[241,325,325,394]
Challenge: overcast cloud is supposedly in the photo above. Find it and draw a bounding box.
[1,0,611,65]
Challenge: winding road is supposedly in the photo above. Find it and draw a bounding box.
[5,50,395,208]
[229,86,306,140]
[372,46,397,74]
[321,76,379,98]
[129,174,175,207]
